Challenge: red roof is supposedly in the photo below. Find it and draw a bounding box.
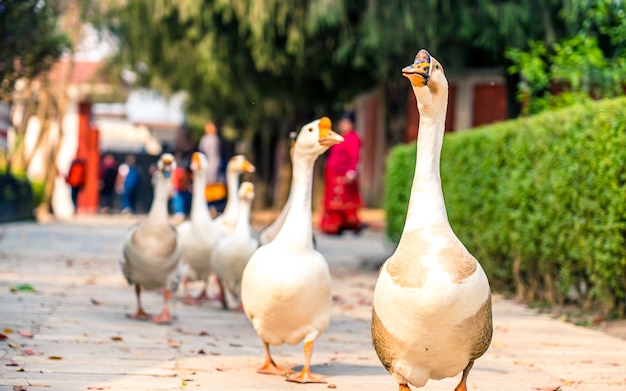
[48,59,103,85]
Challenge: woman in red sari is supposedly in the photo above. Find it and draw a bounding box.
[321,112,363,235]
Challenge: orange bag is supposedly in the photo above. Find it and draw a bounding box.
[205,183,227,202]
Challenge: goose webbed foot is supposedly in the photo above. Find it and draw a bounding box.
[257,342,293,376]
[285,341,326,384]
[128,308,151,320]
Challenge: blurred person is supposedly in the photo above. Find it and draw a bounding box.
[65,157,87,213]
[171,152,192,219]
[171,124,196,218]
[199,120,230,213]
[320,111,363,235]
[116,155,141,214]
[99,153,118,213]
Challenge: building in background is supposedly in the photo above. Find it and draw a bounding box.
[355,68,507,207]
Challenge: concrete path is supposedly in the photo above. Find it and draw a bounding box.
[0,216,625,391]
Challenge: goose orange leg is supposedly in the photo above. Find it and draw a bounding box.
[399,384,411,391]
[182,276,199,305]
[128,284,151,320]
[257,342,293,376]
[195,278,211,302]
[151,288,174,324]
[286,341,326,384]
[454,361,474,391]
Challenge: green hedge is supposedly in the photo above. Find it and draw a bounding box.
[384,97,626,314]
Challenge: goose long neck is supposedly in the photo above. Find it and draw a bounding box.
[191,169,210,217]
[405,97,449,230]
[274,153,315,249]
[148,175,170,222]
[234,198,252,234]
[221,169,239,221]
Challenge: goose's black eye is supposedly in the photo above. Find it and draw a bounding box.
[435,64,440,70]
[308,127,313,132]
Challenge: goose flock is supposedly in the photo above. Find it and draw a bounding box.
[119,49,492,389]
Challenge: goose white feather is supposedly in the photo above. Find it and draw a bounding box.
[121,153,182,324]
[177,152,223,303]
[371,50,493,391]
[241,117,343,383]
[211,181,258,308]
[215,155,256,234]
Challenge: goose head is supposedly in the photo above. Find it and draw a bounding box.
[157,153,176,180]
[402,49,448,115]
[238,181,255,203]
[190,151,208,173]
[295,117,344,158]
[227,155,256,175]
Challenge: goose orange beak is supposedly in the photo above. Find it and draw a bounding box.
[190,152,201,170]
[402,49,431,87]
[318,117,344,147]
[242,160,256,173]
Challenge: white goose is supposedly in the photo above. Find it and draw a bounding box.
[241,117,343,383]
[121,153,182,324]
[211,182,258,309]
[371,49,493,391]
[215,155,256,234]
[177,152,223,305]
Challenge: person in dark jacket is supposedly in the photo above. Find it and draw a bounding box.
[99,154,118,213]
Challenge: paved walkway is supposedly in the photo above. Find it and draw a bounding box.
[0,216,625,391]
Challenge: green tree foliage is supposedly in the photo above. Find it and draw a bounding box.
[330,0,564,79]
[102,0,563,133]
[0,0,70,102]
[104,0,373,135]
[506,0,626,115]
[385,97,626,315]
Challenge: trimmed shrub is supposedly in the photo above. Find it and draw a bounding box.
[0,170,36,222]
[384,97,626,314]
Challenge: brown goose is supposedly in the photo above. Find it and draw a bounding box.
[371,49,493,391]
[121,153,182,324]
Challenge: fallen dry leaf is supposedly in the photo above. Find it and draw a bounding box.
[110,336,123,342]
[5,360,20,367]
[18,330,33,338]
[90,298,104,306]
[210,351,220,356]
[197,349,206,355]
[8,342,21,349]
[532,387,562,391]
[215,367,228,372]
[0,333,8,340]
[12,386,27,391]
[327,384,337,389]
[21,348,38,356]
[198,331,209,336]
[168,339,180,348]
[3,328,14,334]
[86,386,110,390]
[48,356,63,360]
